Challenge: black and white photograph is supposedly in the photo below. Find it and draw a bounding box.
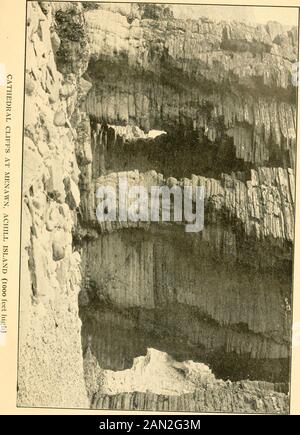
[16,1,298,413]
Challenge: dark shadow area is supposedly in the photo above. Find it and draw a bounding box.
[78,227,291,386]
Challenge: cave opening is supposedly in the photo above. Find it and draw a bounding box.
[77,59,293,403]
[78,225,291,396]
[88,116,252,180]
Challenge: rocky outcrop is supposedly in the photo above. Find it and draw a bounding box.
[18,1,89,407]
[83,4,297,168]
[19,2,296,414]
[77,165,293,383]
[80,167,295,245]
[84,347,288,413]
[79,226,290,384]
[76,4,295,414]
[92,384,288,413]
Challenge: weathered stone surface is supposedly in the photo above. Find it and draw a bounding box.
[83,5,297,168]
[86,349,288,413]
[92,384,288,413]
[80,168,295,247]
[53,110,66,127]
[18,1,88,408]
[19,1,295,415]
[79,226,290,383]
[52,231,66,261]
[50,30,61,54]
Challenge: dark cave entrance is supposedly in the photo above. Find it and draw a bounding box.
[78,226,291,386]
[77,86,292,394]
[88,117,251,180]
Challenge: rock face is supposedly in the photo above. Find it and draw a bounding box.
[92,384,288,413]
[82,167,295,244]
[19,2,296,413]
[85,347,288,413]
[80,227,290,384]
[18,1,89,408]
[84,4,297,168]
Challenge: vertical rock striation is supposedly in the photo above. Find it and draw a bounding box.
[77,4,296,413]
[84,4,297,168]
[19,2,297,413]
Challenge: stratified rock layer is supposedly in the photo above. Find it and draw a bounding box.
[80,225,290,383]
[76,4,295,414]
[82,167,295,245]
[92,386,288,413]
[85,347,288,413]
[19,1,296,414]
[84,4,297,168]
